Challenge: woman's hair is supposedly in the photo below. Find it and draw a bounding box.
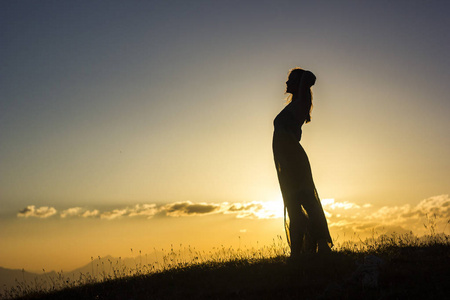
[286,68,313,123]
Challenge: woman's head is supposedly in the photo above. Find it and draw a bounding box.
[286,68,316,94]
[285,67,315,123]
[285,68,304,94]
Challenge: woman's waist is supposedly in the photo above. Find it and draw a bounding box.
[273,126,302,141]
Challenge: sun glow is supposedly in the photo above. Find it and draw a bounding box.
[321,198,335,206]
[259,200,285,219]
[266,195,285,219]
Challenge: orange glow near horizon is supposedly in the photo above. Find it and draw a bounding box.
[2,195,448,272]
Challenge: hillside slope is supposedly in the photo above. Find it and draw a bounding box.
[8,243,450,300]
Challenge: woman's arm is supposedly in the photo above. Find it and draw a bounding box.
[298,71,316,95]
[288,71,316,121]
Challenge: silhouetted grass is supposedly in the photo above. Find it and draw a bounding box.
[3,232,449,300]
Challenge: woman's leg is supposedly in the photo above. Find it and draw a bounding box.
[291,144,333,249]
[300,188,333,250]
[284,199,309,257]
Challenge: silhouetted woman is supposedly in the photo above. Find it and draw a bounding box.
[273,68,332,257]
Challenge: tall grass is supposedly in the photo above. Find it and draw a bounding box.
[0,236,288,299]
[2,224,448,300]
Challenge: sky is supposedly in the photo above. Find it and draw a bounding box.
[1,0,449,272]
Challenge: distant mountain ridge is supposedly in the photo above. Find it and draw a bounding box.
[0,251,164,294]
[0,267,56,293]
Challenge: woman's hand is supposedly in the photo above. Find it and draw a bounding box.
[296,70,316,96]
[302,71,316,87]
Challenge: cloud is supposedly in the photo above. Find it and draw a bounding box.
[16,195,449,237]
[162,201,222,217]
[364,195,450,226]
[157,200,283,219]
[96,202,225,220]
[127,204,158,217]
[17,205,57,218]
[99,204,158,220]
[60,207,99,218]
[323,194,450,236]
[323,200,360,210]
[60,207,83,218]
[416,195,450,218]
[226,201,283,219]
[100,209,128,220]
[16,201,282,220]
[81,209,100,218]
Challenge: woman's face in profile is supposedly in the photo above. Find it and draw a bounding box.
[286,73,300,94]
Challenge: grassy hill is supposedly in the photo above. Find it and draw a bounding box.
[3,234,449,300]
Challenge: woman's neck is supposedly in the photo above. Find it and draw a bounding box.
[291,93,300,101]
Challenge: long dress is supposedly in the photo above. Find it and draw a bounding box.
[273,102,332,255]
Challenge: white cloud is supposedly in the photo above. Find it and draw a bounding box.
[60,207,83,218]
[17,205,57,218]
[98,204,158,220]
[322,198,360,210]
[16,195,449,237]
[416,195,450,218]
[81,209,99,218]
[60,207,99,218]
[100,209,128,220]
[99,204,158,220]
[324,195,450,236]
[127,204,158,218]
[225,201,283,219]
